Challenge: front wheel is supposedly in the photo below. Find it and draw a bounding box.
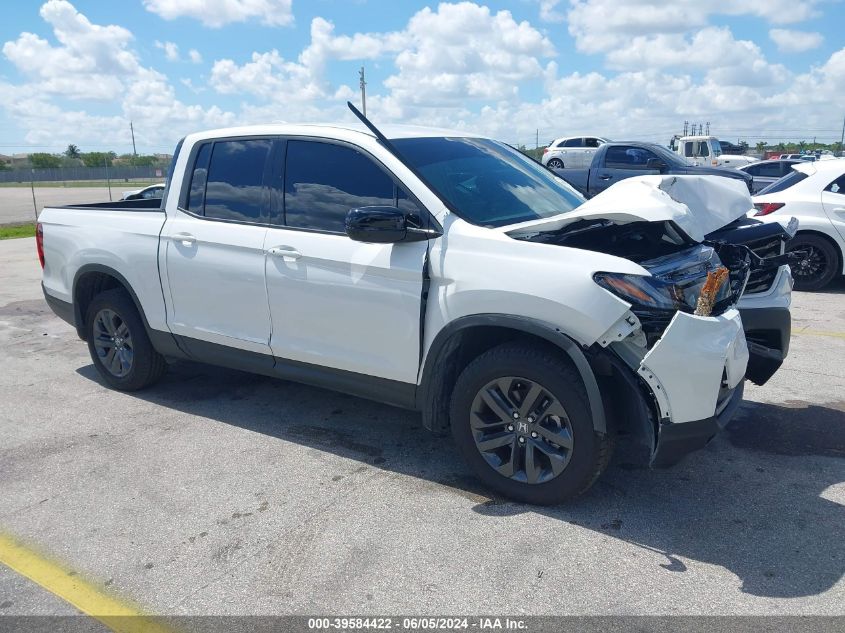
[86,288,166,391]
[788,234,840,291]
[450,342,612,505]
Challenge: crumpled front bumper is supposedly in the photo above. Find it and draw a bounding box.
[638,308,749,424]
[607,307,750,466]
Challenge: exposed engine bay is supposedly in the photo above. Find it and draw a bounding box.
[506,175,797,393]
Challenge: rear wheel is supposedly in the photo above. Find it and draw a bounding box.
[450,342,612,505]
[788,234,840,291]
[86,288,166,391]
[546,158,564,169]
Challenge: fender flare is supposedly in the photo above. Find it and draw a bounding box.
[418,314,607,433]
[70,264,184,358]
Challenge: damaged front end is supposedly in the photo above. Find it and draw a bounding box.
[590,242,751,466]
[508,176,795,467]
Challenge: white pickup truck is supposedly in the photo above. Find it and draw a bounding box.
[38,105,795,504]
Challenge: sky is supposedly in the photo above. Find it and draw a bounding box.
[0,0,843,156]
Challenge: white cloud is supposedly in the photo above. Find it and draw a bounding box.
[142,0,293,28]
[538,0,564,23]
[211,50,325,101]
[567,0,820,55]
[155,40,180,61]
[3,0,139,99]
[601,26,790,89]
[2,0,843,155]
[384,3,555,106]
[211,3,556,116]
[769,28,824,53]
[1,0,234,148]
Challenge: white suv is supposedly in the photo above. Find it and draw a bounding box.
[542,136,609,169]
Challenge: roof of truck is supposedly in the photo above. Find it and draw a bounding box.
[186,122,481,142]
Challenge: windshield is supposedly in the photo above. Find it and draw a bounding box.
[644,143,683,167]
[757,170,808,195]
[391,137,585,227]
[710,140,722,157]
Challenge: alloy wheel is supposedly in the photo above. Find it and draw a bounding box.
[790,244,827,283]
[92,308,134,378]
[469,376,574,484]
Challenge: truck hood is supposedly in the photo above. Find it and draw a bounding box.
[504,175,754,243]
[685,165,751,181]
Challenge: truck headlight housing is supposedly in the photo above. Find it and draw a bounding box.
[593,273,687,311]
[594,246,735,314]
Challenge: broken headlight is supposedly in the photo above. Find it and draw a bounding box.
[593,273,686,311]
[594,245,736,314]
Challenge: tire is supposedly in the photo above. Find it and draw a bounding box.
[788,234,840,291]
[546,158,564,169]
[450,342,613,505]
[85,288,166,391]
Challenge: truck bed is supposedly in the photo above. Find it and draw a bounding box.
[551,167,590,196]
[61,198,164,211]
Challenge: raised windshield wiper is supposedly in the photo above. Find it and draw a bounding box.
[346,101,454,225]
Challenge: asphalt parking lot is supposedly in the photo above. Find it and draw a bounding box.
[0,236,843,619]
[0,187,124,225]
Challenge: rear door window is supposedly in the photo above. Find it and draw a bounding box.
[284,140,396,233]
[187,142,212,215]
[752,162,783,178]
[203,139,272,222]
[605,145,659,169]
[562,138,582,147]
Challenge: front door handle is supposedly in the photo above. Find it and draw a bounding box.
[172,233,196,246]
[267,246,302,260]
[598,174,613,180]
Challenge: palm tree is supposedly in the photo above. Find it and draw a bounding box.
[755,141,766,154]
[65,144,81,159]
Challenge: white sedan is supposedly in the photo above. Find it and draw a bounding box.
[752,159,845,290]
[121,183,165,201]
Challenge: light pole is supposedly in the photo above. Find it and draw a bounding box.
[359,66,367,118]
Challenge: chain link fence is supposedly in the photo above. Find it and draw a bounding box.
[0,165,168,184]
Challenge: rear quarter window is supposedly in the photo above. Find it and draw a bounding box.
[757,170,808,195]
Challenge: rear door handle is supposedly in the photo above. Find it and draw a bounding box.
[266,246,302,260]
[172,233,196,246]
[598,174,613,180]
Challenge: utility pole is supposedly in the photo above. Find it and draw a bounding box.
[536,129,539,150]
[130,121,137,166]
[104,155,112,201]
[840,114,844,153]
[359,67,367,118]
[30,169,37,221]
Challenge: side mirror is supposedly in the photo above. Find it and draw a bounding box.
[646,158,666,172]
[345,206,409,243]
